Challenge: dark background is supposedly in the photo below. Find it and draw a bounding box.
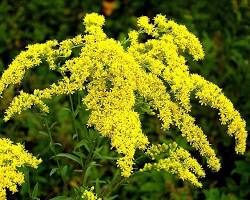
[0,0,249,199]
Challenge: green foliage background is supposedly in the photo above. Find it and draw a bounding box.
[0,0,249,199]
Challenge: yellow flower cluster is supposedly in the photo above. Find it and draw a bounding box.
[0,138,41,200]
[82,186,101,200]
[141,142,205,187]
[0,13,247,187]
[0,34,84,97]
[191,74,247,153]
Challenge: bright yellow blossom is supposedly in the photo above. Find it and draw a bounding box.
[0,13,247,187]
[0,138,41,200]
[142,142,205,187]
[137,16,158,37]
[82,186,101,200]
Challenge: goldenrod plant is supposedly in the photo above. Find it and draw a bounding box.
[0,13,247,198]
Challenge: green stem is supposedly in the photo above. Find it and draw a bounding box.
[69,94,85,181]
[25,170,31,198]
[82,139,97,185]
[44,118,65,185]
[69,94,79,140]
[45,118,59,165]
[101,173,127,198]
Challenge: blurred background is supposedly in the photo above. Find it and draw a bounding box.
[0,0,249,199]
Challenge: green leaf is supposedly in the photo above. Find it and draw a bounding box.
[61,107,71,112]
[32,183,39,199]
[105,195,119,200]
[50,122,58,129]
[204,188,221,200]
[54,142,63,147]
[53,153,81,165]
[75,139,89,151]
[61,165,68,178]
[49,168,58,176]
[38,131,48,137]
[73,151,86,159]
[83,161,96,185]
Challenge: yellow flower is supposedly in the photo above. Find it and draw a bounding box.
[82,186,101,200]
[0,13,247,187]
[83,13,105,27]
[0,138,41,200]
[137,16,158,37]
[142,142,205,187]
